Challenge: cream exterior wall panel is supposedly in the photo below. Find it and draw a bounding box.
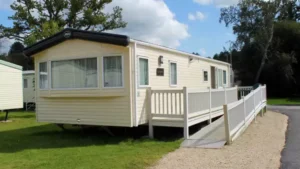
[135,44,231,125]
[23,73,35,103]
[0,63,23,110]
[34,39,132,127]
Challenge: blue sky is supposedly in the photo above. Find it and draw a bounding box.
[0,0,237,57]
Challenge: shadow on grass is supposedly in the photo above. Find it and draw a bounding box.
[0,123,182,153]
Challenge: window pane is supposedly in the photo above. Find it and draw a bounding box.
[51,58,97,89]
[103,56,123,87]
[204,71,208,81]
[139,58,149,86]
[39,62,48,89]
[24,79,28,88]
[170,63,177,85]
[223,70,226,84]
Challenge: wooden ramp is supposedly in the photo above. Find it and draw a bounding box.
[181,116,226,149]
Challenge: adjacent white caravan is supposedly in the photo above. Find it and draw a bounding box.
[23,70,35,110]
[0,60,23,112]
[23,28,233,128]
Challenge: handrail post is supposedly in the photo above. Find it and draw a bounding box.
[243,96,246,126]
[260,85,263,117]
[209,87,212,124]
[183,87,189,139]
[223,104,232,145]
[224,86,227,104]
[147,87,153,138]
[253,89,256,122]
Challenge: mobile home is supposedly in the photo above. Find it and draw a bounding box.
[23,28,232,128]
[23,70,35,110]
[0,60,23,112]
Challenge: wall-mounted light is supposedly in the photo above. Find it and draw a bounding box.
[189,56,194,62]
[159,55,164,65]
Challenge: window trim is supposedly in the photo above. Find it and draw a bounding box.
[202,69,209,82]
[38,61,49,90]
[169,61,178,87]
[102,55,124,89]
[49,57,99,90]
[138,56,150,88]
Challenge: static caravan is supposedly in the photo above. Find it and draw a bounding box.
[0,60,23,119]
[23,28,232,128]
[23,70,36,110]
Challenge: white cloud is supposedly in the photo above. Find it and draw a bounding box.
[193,0,239,7]
[188,11,206,21]
[199,48,206,56]
[193,0,212,5]
[104,0,190,48]
[0,0,13,10]
[188,13,196,21]
[0,38,15,54]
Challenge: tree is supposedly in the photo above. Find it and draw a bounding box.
[0,0,127,46]
[220,0,283,83]
[6,42,33,70]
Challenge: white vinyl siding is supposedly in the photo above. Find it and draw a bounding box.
[51,58,97,89]
[103,56,123,88]
[39,62,48,89]
[139,57,149,86]
[170,62,177,86]
[0,62,23,110]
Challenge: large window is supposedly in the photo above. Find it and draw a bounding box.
[103,56,123,88]
[223,70,227,84]
[139,58,149,86]
[39,62,48,89]
[51,58,97,89]
[170,62,177,86]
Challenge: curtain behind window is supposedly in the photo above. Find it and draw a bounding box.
[51,58,97,89]
[170,63,177,85]
[139,58,149,85]
[103,56,123,87]
[39,62,48,89]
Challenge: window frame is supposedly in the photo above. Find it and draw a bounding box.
[202,69,209,82]
[169,61,178,87]
[38,61,49,90]
[49,57,99,90]
[138,56,150,88]
[102,55,124,89]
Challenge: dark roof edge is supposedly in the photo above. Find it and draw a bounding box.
[23,28,130,56]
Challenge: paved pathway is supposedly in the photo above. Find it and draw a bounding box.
[268,106,300,169]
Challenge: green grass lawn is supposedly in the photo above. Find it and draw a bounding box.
[0,112,180,169]
[268,98,300,105]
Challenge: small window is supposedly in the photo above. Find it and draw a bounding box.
[170,62,177,86]
[139,58,149,86]
[24,79,28,88]
[223,70,227,84]
[39,62,48,89]
[203,71,208,82]
[103,56,123,88]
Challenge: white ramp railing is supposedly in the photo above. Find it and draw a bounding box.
[223,85,267,144]
[148,86,239,139]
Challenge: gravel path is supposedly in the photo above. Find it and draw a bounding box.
[151,111,288,169]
